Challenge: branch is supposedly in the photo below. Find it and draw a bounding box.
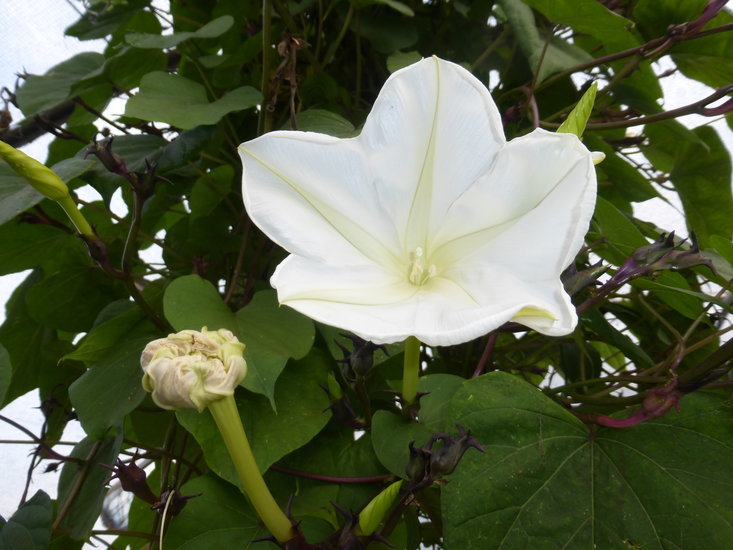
[542,84,733,131]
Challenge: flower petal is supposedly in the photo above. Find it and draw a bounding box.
[359,57,505,252]
[432,129,596,278]
[240,133,402,270]
[273,257,574,346]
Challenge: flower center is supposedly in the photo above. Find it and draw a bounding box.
[407,246,437,286]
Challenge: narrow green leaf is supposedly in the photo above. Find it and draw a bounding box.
[57,433,123,539]
[358,480,403,535]
[557,82,597,137]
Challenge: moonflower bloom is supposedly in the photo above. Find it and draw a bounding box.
[239,57,597,346]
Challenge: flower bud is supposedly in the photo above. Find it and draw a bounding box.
[0,139,69,201]
[141,328,247,412]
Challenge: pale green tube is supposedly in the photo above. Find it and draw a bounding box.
[402,336,421,405]
[208,395,294,543]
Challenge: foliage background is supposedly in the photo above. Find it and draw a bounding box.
[0,0,732,549]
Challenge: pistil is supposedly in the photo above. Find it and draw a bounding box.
[407,247,437,286]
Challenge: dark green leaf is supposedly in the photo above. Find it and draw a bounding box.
[0,491,52,550]
[56,433,123,539]
[669,126,733,246]
[672,9,733,89]
[125,72,261,129]
[163,475,276,550]
[588,196,648,265]
[15,53,105,117]
[498,0,594,82]
[68,326,157,439]
[292,110,356,137]
[0,223,84,276]
[0,165,44,226]
[126,15,234,48]
[164,274,237,332]
[371,410,433,478]
[387,51,423,73]
[442,373,733,549]
[177,350,331,485]
[25,267,121,332]
[582,309,653,368]
[0,346,10,406]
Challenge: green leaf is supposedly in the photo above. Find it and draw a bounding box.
[642,119,708,174]
[189,165,234,220]
[163,475,276,550]
[236,291,315,407]
[292,110,356,137]
[387,51,423,73]
[442,372,733,549]
[582,309,653,368]
[0,271,74,405]
[518,0,639,52]
[588,196,648,265]
[68,328,157,439]
[417,373,465,430]
[671,9,733,89]
[177,350,331,485]
[353,12,418,53]
[57,433,123,540]
[126,15,234,48]
[0,164,44,226]
[371,410,433,478]
[25,266,121,332]
[63,301,144,363]
[358,480,403,535]
[557,82,597,137]
[125,72,261,129]
[0,345,10,406]
[65,0,150,40]
[498,0,594,82]
[669,126,733,246]
[15,53,105,117]
[584,134,660,205]
[164,274,237,332]
[0,491,52,550]
[0,223,84,276]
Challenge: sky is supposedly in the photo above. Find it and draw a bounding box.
[0,0,731,528]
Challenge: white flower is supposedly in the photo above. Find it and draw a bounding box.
[239,57,597,346]
[141,328,247,411]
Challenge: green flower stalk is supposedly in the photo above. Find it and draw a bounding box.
[0,140,94,236]
[141,328,294,543]
[402,336,421,405]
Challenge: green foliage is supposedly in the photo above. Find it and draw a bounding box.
[0,0,731,548]
[0,491,52,550]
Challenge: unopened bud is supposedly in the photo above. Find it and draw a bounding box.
[141,327,247,412]
[0,140,69,201]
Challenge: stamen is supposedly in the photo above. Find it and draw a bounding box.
[407,247,437,286]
